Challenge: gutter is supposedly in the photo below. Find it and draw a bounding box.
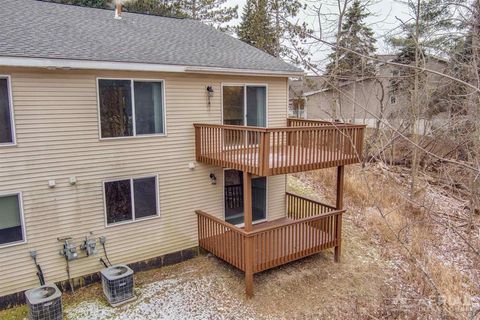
[185,66,305,77]
[0,56,304,77]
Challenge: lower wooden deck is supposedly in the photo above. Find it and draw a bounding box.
[201,219,337,273]
[197,193,343,274]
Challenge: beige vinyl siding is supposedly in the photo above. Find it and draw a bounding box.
[0,68,288,297]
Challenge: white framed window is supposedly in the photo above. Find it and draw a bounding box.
[0,192,26,247]
[0,75,16,145]
[97,78,166,139]
[103,175,160,226]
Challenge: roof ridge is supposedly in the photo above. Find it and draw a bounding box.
[35,0,190,21]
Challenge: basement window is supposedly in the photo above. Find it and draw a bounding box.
[98,79,165,138]
[0,193,26,247]
[104,176,159,226]
[0,76,15,145]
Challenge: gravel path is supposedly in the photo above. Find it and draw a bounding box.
[66,269,262,320]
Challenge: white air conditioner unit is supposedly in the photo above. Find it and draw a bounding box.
[100,264,135,307]
[25,284,62,320]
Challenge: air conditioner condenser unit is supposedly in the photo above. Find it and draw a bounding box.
[25,283,62,320]
[100,264,136,307]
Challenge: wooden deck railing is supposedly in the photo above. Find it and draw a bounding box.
[194,120,365,176]
[287,118,337,127]
[197,212,246,271]
[196,193,344,274]
[286,192,337,219]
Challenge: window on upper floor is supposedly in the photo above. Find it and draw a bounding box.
[98,79,165,138]
[0,76,15,145]
[0,193,26,247]
[104,176,159,226]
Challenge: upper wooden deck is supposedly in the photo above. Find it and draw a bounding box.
[194,119,365,176]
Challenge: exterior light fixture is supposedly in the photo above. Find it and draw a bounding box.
[206,86,214,97]
[209,173,217,185]
[206,86,214,107]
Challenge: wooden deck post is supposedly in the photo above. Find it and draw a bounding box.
[243,171,254,297]
[194,125,201,160]
[335,165,344,262]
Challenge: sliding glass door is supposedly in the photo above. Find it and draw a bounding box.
[222,85,268,224]
[246,86,266,127]
[223,85,267,127]
[224,169,267,225]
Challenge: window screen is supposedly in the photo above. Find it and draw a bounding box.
[99,79,133,138]
[99,79,165,138]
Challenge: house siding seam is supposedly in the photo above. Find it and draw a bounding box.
[0,68,288,298]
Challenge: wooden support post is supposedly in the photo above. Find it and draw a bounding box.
[243,171,254,297]
[194,125,201,160]
[262,132,271,176]
[243,172,253,232]
[245,237,254,297]
[335,165,344,263]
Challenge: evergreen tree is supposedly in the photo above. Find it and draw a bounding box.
[270,0,303,58]
[124,0,187,18]
[180,0,238,31]
[388,0,455,102]
[237,0,277,56]
[389,29,426,95]
[325,0,377,80]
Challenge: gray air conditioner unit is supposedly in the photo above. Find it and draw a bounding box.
[100,264,135,307]
[25,284,62,320]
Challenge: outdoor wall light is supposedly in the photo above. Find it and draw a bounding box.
[206,85,214,107]
[209,173,217,185]
[206,86,214,97]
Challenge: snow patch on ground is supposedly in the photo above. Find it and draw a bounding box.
[66,272,260,320]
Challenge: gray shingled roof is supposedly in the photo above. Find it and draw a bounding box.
[0,0,303,74]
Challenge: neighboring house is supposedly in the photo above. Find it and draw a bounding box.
[0,0,365,305]
[288,76,325,118]
[290,55,448,133]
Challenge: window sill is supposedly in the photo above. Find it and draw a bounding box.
[0,142,17,147]
[105,214,160,228]
[99,134,167,141]
[0,239,27,249]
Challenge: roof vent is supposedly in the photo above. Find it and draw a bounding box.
[114,1,122,20]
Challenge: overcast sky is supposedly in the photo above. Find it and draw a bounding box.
[228,0,411,65]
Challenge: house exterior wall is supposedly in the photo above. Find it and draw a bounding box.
[0,67,288,298]
[304,59,447,129]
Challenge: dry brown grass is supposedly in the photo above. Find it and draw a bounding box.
[291,164,479,319]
